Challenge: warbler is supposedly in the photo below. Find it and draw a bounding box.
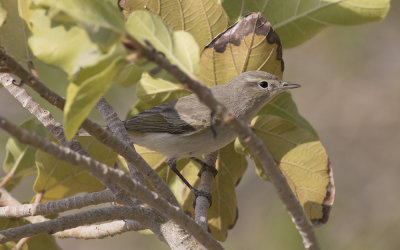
[123,71,300,200]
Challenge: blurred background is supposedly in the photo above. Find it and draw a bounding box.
[1,1,399,249]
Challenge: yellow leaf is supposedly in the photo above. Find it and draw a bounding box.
[200,12,284,86]
[34,136,117,202]
[239,115,335,226]
[120,0,228,48]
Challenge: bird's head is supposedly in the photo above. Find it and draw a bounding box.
[232,71,301,100]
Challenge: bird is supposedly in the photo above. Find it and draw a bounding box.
[123,71,301,201]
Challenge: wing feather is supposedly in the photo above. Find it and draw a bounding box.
[124,96,211,134]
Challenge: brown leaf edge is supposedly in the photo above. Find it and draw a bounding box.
[204,12,284,74]
[311,159,335,227]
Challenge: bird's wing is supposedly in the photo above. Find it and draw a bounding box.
[124,98,211,135]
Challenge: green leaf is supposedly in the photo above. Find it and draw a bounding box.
[259,92,317,136]
[0,218,62,250]
[34,136,117,202]
[235,115,335,226]
[125,11,200,76]
[23,234,62,250]
[126,73,193,119]
[0,0,31,65]
[138,73,192,105]
[222,0,390,48]
[113,62,144,87]
[126,101,157,119]
[64,45,125,140]
[28,8,105,77]
[34,0,124,48]
[120,0,229,48]
[200,12,284,86]
[182,143,248,241]
[0,2,7,27]
[1,119,48,191]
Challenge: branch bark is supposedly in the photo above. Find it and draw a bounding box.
[54,220,147,239]
[0,189,114,218]
[95,97,144,185]
[0,206,155,243]
[195,152,218,230]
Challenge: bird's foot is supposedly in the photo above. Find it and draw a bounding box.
[191,157,218,177]
[192,188,212,207]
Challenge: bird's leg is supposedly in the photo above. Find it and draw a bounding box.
[190,157,218,177]
[167,158,212,205]
[210,111,217,138]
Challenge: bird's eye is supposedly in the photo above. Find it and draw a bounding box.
[259,81,269,88]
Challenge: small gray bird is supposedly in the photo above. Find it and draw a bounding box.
[123,71,300,200]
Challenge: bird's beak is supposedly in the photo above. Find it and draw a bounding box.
[281,82,301,89]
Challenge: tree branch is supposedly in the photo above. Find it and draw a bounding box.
[0,190,114,218]
[0,73,86,155]
[95,97,145,185]
[0,206,155,243]
[54,220,146,239]
[0,187,47,224]
[195,152,218,230]
[0,117,223,249]
[122,35,319,250]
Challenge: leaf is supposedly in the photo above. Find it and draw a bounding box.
[259,92,317,135]
[182,143,247,241]
[0,218,62,250]
[22,234,62,250]
[0,2,7,27]
[28,8,105,77]
[1,119,48,191]
[113,62,144,87]
[222,0,390,48]
[0,0,31,65]
[134,145,196,204]
[33,0,124,48]
[119,0,228,48]
[17,0,33,29]
[235,115,335,226]
[125,11,200,76]
[126,101,157,119]
[34,136,117,202]
[200,12,284,86]
[137,72,192,104]
[64,45,125,140]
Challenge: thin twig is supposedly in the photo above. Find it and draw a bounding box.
[13,192,44,249]
[195,152,218,230]
[0,72,87,155]
[14,237,29,250]
[0,188,47,224]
